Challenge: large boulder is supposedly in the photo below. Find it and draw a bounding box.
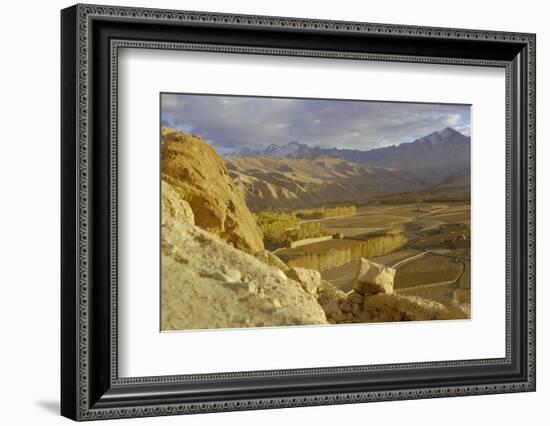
[354,258,396,295]
[362,293,467,322]
[317,280,347,307]
[285,267,322,295]
[162,131,264,254]
[161,207,327,331]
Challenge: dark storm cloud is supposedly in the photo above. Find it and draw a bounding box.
[161,93,470,154]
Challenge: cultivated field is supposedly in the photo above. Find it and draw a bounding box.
[274,199,470,309]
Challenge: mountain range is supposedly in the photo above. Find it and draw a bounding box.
[227,127,470,185]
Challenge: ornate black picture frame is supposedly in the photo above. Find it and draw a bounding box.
[61,4,536,421]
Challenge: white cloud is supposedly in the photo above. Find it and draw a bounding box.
[161,94,470,151]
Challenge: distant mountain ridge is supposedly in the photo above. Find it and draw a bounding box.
[227,127,471,185]
[225,156,426,211]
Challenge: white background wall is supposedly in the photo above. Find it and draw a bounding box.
[0,0,546,424]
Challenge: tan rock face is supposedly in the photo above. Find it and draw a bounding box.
[161,204,327,331]
[285,267,322,295]
[162,131,264,254]
[354,258,396,295]
[162,180,195,225]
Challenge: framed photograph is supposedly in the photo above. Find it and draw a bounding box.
[61,4,536,421]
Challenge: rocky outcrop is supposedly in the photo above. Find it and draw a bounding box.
[354,258,396,295]
[254,249,289,271]
[316,280,348,323]
[162,180,195,225]
[362,294,467,322]
[161,202,327,331]
[317,286,466,324]
[285,267,322,295]
[162,130,264,254]
[317,258,466,324]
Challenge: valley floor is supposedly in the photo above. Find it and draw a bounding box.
[276,201,471,311]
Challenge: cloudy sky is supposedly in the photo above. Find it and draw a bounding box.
[161,93,470,154]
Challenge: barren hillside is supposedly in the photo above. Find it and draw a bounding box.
[225,156,425,211]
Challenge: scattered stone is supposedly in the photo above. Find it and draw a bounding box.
[354,258,396,295]
[339,301,352,313]
[226,268,242,282]
[317,280,347,307]
[332,232,344,239]
[351,303,361,316]
[254,250,289,271]
[323,300,344,321]
[363,293,467,322]
[286,267,322,295]
[347,290,363,304]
